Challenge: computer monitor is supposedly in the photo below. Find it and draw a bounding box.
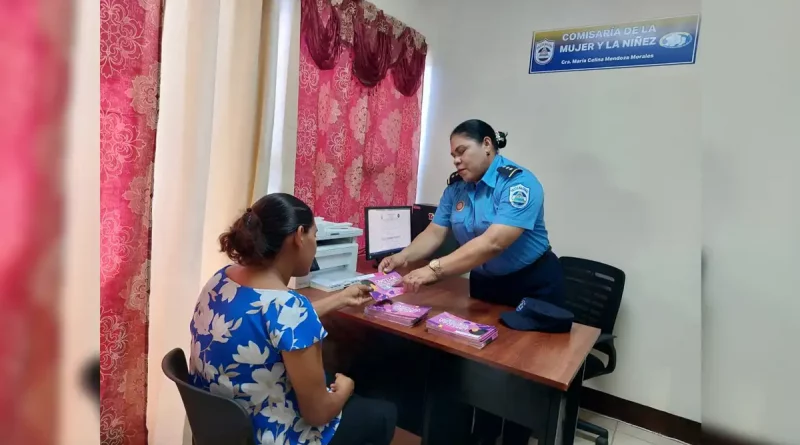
[364,206,412,262]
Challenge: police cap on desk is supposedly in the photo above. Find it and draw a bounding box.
[500,298,574,333]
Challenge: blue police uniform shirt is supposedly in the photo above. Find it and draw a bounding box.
[432,155,550,276]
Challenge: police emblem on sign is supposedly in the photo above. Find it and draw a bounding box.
[509,184,530,209]
[533,39,555,65]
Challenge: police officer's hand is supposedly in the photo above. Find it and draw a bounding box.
[402,266,438,293]
[378,253,408,273]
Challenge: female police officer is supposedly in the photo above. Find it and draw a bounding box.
[378,119,565,445]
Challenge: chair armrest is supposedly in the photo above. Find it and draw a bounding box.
[592,335,617,375]
[596,333,615,345]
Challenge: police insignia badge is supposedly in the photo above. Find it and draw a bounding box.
[509,184,530,209]
[533,39,555,65]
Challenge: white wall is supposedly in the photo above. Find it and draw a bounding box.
[701,0,799,442]
[394,0,703,422]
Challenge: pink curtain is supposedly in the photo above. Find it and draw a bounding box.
[100,0,162,444]
[294,0,427,242]
[0,1,70,444]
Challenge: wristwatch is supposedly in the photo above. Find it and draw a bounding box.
[428,259,443,278]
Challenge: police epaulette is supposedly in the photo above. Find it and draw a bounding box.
[447,172,463,186]
[497,165,522,178]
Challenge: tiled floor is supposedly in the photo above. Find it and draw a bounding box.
[389,409,688,445]
[572,409,687,445]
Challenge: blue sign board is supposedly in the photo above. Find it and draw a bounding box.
[529,15,700,74]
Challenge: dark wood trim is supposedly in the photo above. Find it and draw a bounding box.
[579,387,701,444]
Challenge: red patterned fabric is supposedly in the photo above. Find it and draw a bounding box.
[301,0,342,70]
[295,0,426,243]
[390,30,426,97]
[0,1,70,444]
[300,0,427,95]
[351,12,393,87]
[100,0,162,444]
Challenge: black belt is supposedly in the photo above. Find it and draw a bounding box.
[530,246,553,268]
[469,246,561,306]
[508,246,552,276]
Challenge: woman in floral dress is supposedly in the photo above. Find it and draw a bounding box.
[189,193,397,445]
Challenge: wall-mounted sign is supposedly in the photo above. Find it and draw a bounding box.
[529,15,700,74]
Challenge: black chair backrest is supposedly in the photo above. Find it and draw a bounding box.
[161,348,255,445]
[429,230,460,260]
[84,357,100,404]
[560,257,625,334]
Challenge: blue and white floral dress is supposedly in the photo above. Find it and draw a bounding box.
[189,265,339,445]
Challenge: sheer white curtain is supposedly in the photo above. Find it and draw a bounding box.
[63,0,101,444]
[146,1,294,444]
[255,0,301,196]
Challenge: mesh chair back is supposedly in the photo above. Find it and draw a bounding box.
[560,257,625,334]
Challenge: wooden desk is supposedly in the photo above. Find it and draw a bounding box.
[299,268,600,445]
[301,276,598,392]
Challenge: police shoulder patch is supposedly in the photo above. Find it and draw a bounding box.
[497,165,522,179]
[508,183,530,209]
[447,171,463,186]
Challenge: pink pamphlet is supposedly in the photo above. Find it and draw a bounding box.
[359,272,405,302]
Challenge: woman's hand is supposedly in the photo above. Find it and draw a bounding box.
[335,284,373,308]
[314,284,372,317]
[378,252,408,273]
[329,373,355,398]
[402,266,439,293]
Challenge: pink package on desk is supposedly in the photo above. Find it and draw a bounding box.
[367,301,431,318]
[364,301,432,327]
[426,312,498,342]
[359,272,405,302]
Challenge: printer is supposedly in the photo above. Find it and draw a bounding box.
[289,217,375,291]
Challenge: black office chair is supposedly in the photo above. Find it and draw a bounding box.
[560,257,625,445]
[161,348,256,445]
[83,357,100,404]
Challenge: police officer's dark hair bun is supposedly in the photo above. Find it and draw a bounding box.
[495,131,508,149]
[450,119,508,152]
[219,193,314,267]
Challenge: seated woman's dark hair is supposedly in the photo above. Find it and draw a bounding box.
[450,119,508,151]
[219,193,314,267]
